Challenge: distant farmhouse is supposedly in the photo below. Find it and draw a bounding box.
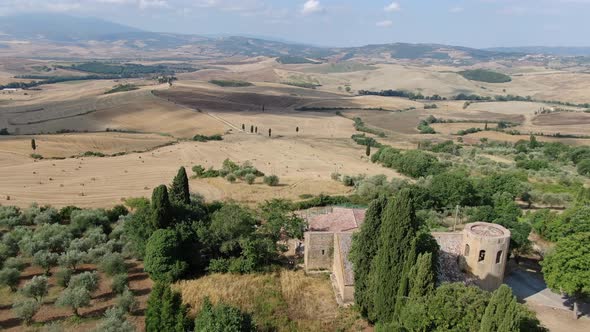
[301,207,510,305]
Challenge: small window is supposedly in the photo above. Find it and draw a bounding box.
[321,249,325,255]
[478,250,486,262]
[464,244,470,256]
[496,251,502,264]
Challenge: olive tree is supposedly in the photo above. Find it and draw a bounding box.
[0,267,20,292]
[21,275,49,302]
[12,298,41,325]
[33,250,59,275]
[56,286,91,316]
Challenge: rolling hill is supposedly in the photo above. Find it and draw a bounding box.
[0,14,531,62]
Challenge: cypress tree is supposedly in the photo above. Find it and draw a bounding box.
[349,195,388,319]
[268,128,272,137]
[250,125,254,133]
[31,138,36,151]
[147,283,190,332]
[151,185,172,229]
[146,282,166,332]
[366,144,371,157]
[170,167,190,205]
[369,189,419,323]
[242,124,245,130]
[408,252,435,299]
[479,285,521,332]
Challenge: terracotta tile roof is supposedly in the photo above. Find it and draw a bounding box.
[307,207,366,232]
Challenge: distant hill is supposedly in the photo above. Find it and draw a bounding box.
[0,14,142,41]
[0,14,525,62]
[487,46,590,57]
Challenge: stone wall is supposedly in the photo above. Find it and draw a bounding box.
[304,232,334,272]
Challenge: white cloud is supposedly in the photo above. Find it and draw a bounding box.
[384,2,400,12]
[450,6,464,13]
[302,0,322,15]
[376,20,392,27]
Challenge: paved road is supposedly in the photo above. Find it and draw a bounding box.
[505,268,589,318]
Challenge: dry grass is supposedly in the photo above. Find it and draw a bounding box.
[174,270,368,331]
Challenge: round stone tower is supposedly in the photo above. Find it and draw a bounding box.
[461,222,511,291]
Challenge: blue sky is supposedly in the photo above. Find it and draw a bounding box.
[0,0,589,48]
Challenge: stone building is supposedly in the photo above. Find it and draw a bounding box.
[302,207,511,305]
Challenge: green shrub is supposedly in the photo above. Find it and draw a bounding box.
[245,173,256,185]
[3,257,25,271]
[104,84,139,95]
[263,175,280,186]
[56,268,73,288]
[30,153,43,160]
[193,134,223,142]
[194,297,256,331]
[192,165,205,177]
[226,173,237,183]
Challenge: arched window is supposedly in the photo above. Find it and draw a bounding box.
[464,244,470,256]
[496,250,502,264]
[478,250,486,262]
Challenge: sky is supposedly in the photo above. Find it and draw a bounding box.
[0,0,589,48]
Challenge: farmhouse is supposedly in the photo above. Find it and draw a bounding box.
[302,207,510,305]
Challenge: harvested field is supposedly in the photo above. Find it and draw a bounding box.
[430,122,487,135]
[0,133,401,208]
[0,132,175,159]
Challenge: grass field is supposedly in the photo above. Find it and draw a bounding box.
[175,270,367,331]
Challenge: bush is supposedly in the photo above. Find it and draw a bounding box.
[12,298,40,325]
[56,268,73,288]
[69,271,100,292]
[263,175,280,186]
[111,274,128,295]
[194,297,256,332]
[192,165,205,177]
[99,253,127,276]
[245,173,256,185]
[226,173,237,183]
[577,159,590,176]
[106,205,129,223]
[193,134,223,142]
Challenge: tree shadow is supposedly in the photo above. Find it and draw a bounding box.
[128,273,148,282]
[0,317,22,329]
[132,287,151,297]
